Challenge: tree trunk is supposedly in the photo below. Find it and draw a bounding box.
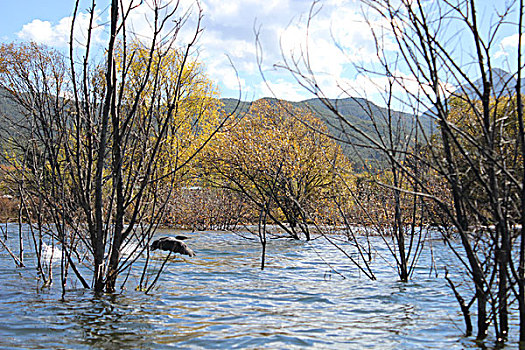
[93,0,118,293]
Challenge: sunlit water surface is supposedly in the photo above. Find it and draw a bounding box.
[0,224,519,349]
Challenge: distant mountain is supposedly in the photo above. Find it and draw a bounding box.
[220,98,252,116]
[0,88,27,152]
[0,88,419,168]
[220,96,422,167]
[0,88,22,120]
[422,68,525,135]
[458,68,523,98]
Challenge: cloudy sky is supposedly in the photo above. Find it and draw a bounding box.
[0,0,521,106]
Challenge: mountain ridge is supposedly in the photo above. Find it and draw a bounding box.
[220,96,420,166]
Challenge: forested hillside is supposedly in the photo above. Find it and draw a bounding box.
[221,96,423,167]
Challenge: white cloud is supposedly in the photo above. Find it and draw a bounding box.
[258,79,310,101]
[17,11,104,48]
[13,0,390,103]
[495,33,524,59]
[268,0,397,101]
[203,53,245,91]
[501,33,522,49]
[112,0,202,48]
[202,0,290,26]
[16,0,202,48]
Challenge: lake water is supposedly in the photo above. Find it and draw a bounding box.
[0,224,518,349]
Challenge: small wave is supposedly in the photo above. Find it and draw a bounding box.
[41,242,62,263]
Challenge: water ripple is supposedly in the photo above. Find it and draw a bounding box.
[0,226,513,349]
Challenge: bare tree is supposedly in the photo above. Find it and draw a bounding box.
[0,0,227,293]
[255,4,430,285]
[269,0,525,342]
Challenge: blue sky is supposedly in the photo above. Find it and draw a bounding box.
[0,0,522,106]
[1,1,69,39]
[1,0,334,101]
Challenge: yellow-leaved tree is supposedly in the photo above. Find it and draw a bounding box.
[114,42,224,205]
[202,99,353,241]
[0,1,227,293]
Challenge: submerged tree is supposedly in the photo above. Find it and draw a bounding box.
[271,0,525,343]
[0,0,226,293]
[363,0,524,341]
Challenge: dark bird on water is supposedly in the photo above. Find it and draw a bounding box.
[151,236,196,257]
